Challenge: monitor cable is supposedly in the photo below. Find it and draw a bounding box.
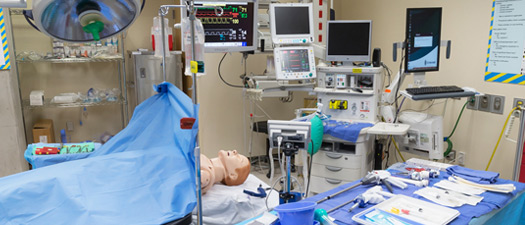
[218,53,245,88]
[393,40,407,123]
[305,139,314,198]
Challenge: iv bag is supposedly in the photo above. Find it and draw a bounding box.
[182,17,205,76]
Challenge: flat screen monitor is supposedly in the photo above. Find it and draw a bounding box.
[405,8,442,72]
[326,20,372,62]
[269,3,314,44]
[184,0,258,53]
[274,46,317,80]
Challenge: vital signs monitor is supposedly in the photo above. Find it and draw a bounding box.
[274,46,316,80]
[184,0,258,53]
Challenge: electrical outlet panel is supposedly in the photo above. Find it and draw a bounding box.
[458,151,466,165]
[478,95,492,112]
[513,98,525,108]
[446,150,456,161]
[467,96,479,110]
[491,95,505,114]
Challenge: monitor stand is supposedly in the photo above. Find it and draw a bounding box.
[411,72,427,87]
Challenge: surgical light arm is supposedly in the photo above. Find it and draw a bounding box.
[0,0,26,7]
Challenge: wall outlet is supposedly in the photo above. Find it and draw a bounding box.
[467,96,479,110]
[491,95,505,114]
[478,95,492,112]
[457,151,466,165]
[513,98,525,109]
[66,121,74,132]
[446,150,456,161]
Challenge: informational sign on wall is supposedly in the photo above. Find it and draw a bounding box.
[0,8,10,70]
[485,0,525,85]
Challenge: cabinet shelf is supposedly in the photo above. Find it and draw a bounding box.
[22,98,125,110]
[17,57,123,64]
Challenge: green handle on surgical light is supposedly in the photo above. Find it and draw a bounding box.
[82,21,104,41]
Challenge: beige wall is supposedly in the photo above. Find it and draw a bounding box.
[0,11,29,177]
[197,53,310,157]
[334,0,524,179]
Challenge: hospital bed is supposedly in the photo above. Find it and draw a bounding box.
[194,174,279,225]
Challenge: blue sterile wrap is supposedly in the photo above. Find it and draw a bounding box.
[0,82,199,225]
[323,120,373,143]
[446,165,500,184]
[306,165,525,225]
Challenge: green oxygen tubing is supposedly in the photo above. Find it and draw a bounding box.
[444,100,471,158]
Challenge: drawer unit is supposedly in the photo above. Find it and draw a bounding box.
[313,151,363,169]
[311,163,363,181]
[309,175,350,194]
[309,135,374,196]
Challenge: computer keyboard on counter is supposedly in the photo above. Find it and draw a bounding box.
[405,85,464,96]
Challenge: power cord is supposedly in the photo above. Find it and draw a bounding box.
[305,139,314,198]
[443,100,469,158]
[486,106,520,170]
[393,41,406,123]
[218,53,245,88]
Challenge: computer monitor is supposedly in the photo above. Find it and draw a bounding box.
[184,0,258,53]
[274,46,317,80]
[405,8,442,73]
[269,3,314,45]
[326,20,372,62]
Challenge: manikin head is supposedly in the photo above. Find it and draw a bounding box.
[218,150,250,185]
[200,150,251,194]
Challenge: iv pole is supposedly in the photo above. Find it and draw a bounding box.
[158,2,222,224]
[513,107,525,181]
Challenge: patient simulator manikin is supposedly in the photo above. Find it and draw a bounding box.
[200,150,251,193]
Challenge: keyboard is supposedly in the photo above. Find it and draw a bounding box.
[405,85,464,95]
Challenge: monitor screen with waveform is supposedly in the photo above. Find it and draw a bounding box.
[193,1,257,53]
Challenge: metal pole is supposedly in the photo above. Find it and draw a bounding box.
[286,155,291,194]
[159,10,167,81]
[157,4,221,224]
[188,2,203,224]
[513,109,525,181]
[120,34,129,124]
[189,5,198,104]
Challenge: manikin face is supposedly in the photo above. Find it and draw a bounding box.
[218,150,250,185]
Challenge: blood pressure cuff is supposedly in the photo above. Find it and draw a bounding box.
[0,82,199,225]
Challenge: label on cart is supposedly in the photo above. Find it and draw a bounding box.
[39,136,48,143]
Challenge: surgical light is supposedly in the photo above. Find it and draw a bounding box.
[27,0,143,42]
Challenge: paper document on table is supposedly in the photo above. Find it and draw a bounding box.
[415,187,483,207]
[434,180,486,195]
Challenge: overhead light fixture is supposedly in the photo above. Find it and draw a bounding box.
[25,0,143,42]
